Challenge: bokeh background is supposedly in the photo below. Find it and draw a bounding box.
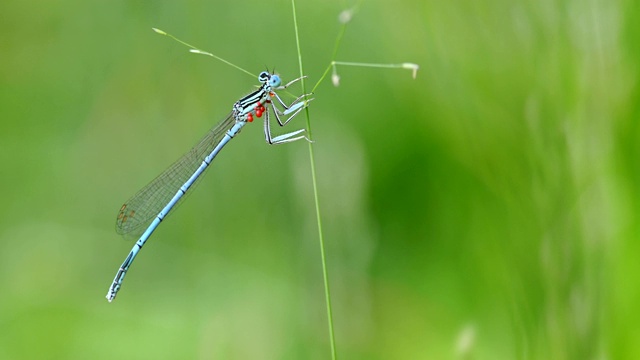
[1,0,638,358]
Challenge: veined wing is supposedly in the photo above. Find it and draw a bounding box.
[115,113,236,237]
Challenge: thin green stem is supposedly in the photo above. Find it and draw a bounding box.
[152,28,255,79]
[333,61,411,68]
[291,1,337,359]
[313,63,335,93]
[313,61,420,91]
[311,14,348,93]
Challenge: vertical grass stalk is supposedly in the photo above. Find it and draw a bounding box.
[290,1,337,359]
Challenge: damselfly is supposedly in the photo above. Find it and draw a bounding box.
[106,71,312,302]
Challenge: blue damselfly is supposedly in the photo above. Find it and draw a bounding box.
[106,71,311,302]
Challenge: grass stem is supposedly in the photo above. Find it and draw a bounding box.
[291,1,337,359]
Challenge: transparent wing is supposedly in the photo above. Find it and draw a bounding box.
[115,113,236,237]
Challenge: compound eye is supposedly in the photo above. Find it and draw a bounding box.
[258,71,269,83]
[269,75,281,87]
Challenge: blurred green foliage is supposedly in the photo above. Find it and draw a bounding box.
[1,0,638,359]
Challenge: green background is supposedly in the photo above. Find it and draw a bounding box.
[1,0,638,359]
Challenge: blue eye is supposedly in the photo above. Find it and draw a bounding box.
[269,75,281,87]
[258,71,269,83]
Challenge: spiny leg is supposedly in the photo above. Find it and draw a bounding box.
[270,98,313,127]
[263,106,310,144]
[276,75,307,90]
[271,91,313,115]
